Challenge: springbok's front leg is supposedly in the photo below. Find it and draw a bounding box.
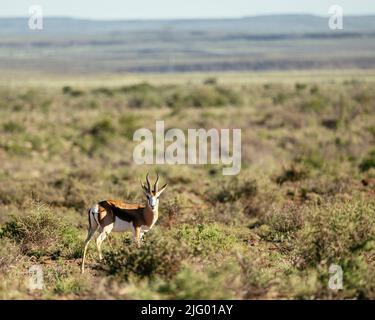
[134,226,142,248]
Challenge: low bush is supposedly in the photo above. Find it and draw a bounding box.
[299,96,329,113]
[295,83,307,91]
[1,202,81,258]
[211,177,257,203]
[2,121,25,133]
[257,203,303,243]
[359,149,375,172]
[62,86,84,97]
[104,232,184,281]
[0,238,21,272]
[276,164,310,185]
[293,197,375,267]
[175,223,236,257]
[118,114,141,140]
[155,265,236,299]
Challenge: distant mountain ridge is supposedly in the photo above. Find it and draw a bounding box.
[0,14,375,35]
[0,14,374,73]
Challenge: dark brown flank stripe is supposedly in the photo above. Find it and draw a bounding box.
[98,199,155,228]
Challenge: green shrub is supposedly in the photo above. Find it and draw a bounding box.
[341,255,375,299]
[2,121,25,133]
[158,194,185,228]
[295,83,307,91]
[62,86,72,94]
[175,224,236,256]
[296,151,325,170]
[91,87,115,96]
[62,86,84,97]
[54,276,85,295]
[212,177,257,203]
[257,203,303,243]
[272,92,288,105]
[310,85,319,95]
[123,264,238,300]
[0,238,21,272]
[203,77,218,85]
[88,118,116,142]
[353,91,373,105]
[121,82,155,94]
[298,176,352,198]
[76,118,117,153]
[285,255,375,299]
[1,202,80,258]
[294,198,375,267]
[167,86,241,109]
[237,252,281,298]
[321,118,339,130]
[122,83,162,108]
[104,233,184,281]
[62,177,91,211]
[300,96,329,113]
[60,226,83,259]
[359,149,375,172]
[1,204,62,255]
[276,164,310,185]
[155,266,235,299]
[366,125,375,140]
[127,93,162,109]
[118,114,140,140]
[43,265,90,296]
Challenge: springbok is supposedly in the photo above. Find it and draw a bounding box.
[81,173,167,273]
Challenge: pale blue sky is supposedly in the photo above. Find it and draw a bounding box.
[1,0,375,19]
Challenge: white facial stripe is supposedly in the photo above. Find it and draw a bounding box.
[149,196,157,207]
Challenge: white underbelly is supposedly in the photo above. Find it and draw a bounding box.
[112,217,134,233]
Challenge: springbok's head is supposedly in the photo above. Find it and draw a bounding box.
[141,173,167,210]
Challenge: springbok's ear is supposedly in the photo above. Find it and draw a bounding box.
[156,183,167,197]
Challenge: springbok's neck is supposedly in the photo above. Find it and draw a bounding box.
[144,203,158,227]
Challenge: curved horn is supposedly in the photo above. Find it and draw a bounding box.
[154,172,159,193]
[146,172,151,191]
[140,179,146,191]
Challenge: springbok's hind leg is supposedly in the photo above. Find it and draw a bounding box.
[81,227,96,274]
[96,224,113,261]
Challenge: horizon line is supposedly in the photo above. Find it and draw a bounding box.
[1,13,375,22]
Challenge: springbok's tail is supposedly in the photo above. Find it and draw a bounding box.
[82,206,99,274]
[88,204,100,230]
[87,208,92,229]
